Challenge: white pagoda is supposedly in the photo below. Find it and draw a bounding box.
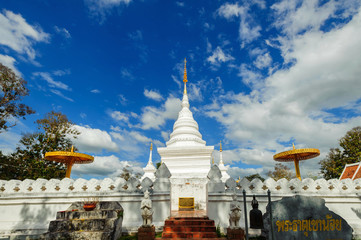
[143,59,229,211]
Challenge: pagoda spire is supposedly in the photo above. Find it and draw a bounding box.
[218,140,230,181]
[183,58,188,95]
[219,141,224,165]
[141,142,156,181]
[165,59,205,147]
[148,142,153,165]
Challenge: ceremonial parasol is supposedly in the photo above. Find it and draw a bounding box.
[273,144,320,180]
[45,146,94,178]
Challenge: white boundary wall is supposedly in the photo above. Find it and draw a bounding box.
[1,176,361,238]
[0,177,170,238]
[208,177,361,238]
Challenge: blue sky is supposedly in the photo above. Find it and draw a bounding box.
[1,0,361,179]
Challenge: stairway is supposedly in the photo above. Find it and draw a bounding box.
[158,215,226,240]
[42,201,123,240]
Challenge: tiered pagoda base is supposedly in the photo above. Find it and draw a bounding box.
[42,201,123,240]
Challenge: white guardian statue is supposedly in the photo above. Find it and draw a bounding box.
[141,190,153,226]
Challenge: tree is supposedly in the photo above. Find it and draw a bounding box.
[320,126,361,179]
[0,63,34,132]
[267,163,295,181]
[0,111,79,180]
[244,173,265,182]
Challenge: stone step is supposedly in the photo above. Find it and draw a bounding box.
[43,231,114,240]
[56,209,120,220]
[164,219,215,226]
[163,226,216,232]
[48,218,119,232]
[168,216,209,220]
[156,238,227,240]
[162,232,218,238]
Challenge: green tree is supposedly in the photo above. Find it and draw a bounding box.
[0,63,34,132]
[267,163,295,181]
[0,111,79,180]
[320,126,361,179]
[244,173,265,182]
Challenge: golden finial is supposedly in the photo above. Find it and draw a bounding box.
[183,58,188,94]
[150,142,153,151]
[71,145,74,153]
[220,141,222,152]
[293,143,295,150]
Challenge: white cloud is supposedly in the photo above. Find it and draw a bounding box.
[206,6,361,177]
[171,75,181,89]
[50,89,74,102]
[144,89,164,101]
[0,10,49,60]
[109,111,129,123]
[271,0,336,37]
[227,166,264,179]
[139,96,181,130]
[128,30,142,41]
[110,129,164,160]
[207,46,234,67]
[120,68,134,80]
[238,64,262,88]
[91,89,100,93]
[161,131,170,142]
[217,3,245,19]
[217,3,261,46]
[176,2,185,7]
[0,54,20,76]
[72,125,118,153]
[85,0,132,23]
[33,72,71,91]
[53,69,71,76]
[54,26,71,39]
[72,155,143,178]
[0,129,22,155]
[254,52,272,69]
[118,94,128,105]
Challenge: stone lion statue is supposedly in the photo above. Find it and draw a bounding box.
[229,193,241,228]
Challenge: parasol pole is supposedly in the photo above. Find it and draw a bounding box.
[291,144,301,180]
[64,146,75,178]
[65,161,74,178]
[294,157,301,180]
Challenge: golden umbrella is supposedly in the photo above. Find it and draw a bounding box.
[273,144,320,180]
[45,146,94,178]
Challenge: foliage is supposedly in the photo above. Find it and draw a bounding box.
[118,234,137,240]
[320,126,361,179]
[267,163,295,181]
[0,111,79,180]
[156,162,161,169]
[0,63,34,132]
[216,223,222,237]
[244,173,265,182]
